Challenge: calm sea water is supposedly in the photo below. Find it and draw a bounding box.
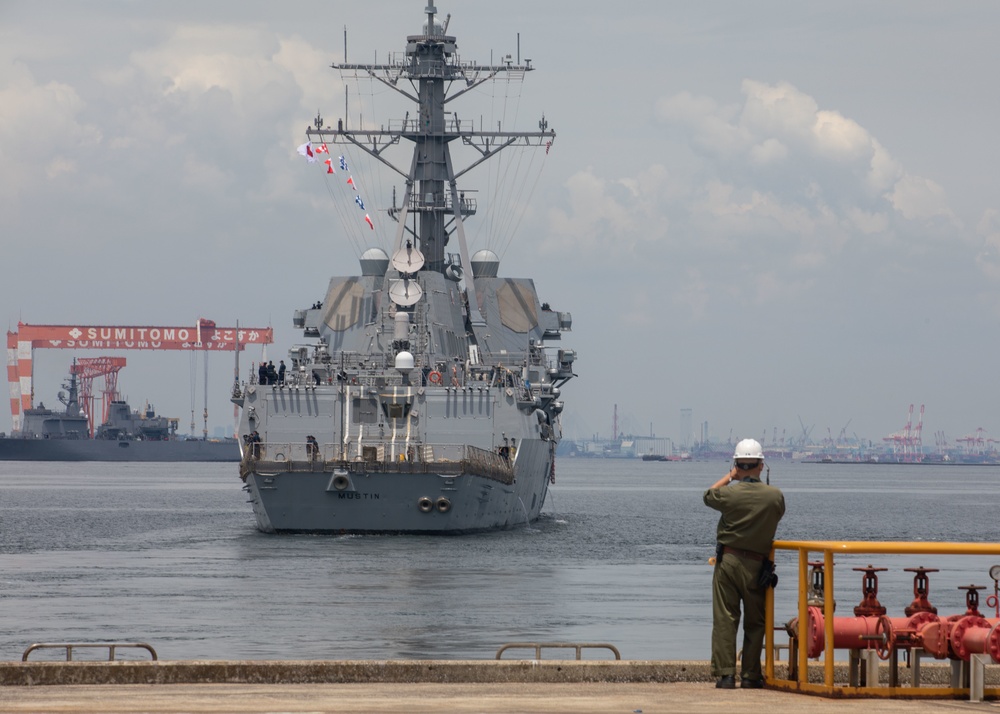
[1,458,998,662]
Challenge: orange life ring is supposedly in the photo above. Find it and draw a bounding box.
[428,370,443,384]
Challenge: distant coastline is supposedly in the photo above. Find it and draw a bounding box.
[801,459,1000,466]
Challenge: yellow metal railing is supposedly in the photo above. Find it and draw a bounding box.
[766,540,1000,699]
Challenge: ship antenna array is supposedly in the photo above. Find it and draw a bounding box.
[301,4,554,336]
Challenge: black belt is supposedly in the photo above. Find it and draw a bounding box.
[721,546,764,562]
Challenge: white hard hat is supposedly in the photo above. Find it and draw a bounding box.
[733,438,764,460]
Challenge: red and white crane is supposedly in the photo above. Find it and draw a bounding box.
[883,404,922,461]
[6,320,273,433]
[71,356,127,437]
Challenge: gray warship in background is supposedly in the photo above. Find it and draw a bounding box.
[234,4,574,533]
[0,366,238,462]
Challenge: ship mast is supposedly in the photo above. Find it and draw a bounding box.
[306,3,555,325]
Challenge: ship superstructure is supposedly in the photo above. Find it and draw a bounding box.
[234,4,574,533]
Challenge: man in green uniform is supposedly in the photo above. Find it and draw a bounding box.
[703,438,785,689]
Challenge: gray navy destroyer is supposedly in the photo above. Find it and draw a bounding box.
[0,365,238,462]
[234,4,574,533]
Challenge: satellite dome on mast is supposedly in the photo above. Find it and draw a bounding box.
[471,249,499,278]
[360,247,390,276]
[422,7,450,36]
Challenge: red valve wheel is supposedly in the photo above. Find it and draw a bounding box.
[874,616,893,660]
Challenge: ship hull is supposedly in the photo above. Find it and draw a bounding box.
[242,439,552,534]
[0,438,240,462]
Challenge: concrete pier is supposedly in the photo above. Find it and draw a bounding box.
[1,659,716,687]
[1,659,995,713]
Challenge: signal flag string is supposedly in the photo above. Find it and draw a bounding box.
[296,142,375,231]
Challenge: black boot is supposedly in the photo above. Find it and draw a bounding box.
[715,675,736,689]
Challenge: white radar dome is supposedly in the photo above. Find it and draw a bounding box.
[394,351,415,372]
[360,247,390,276]
[471,249,500,278]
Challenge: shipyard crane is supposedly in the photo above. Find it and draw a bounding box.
[69,357,127,437]
[6,320,273,433]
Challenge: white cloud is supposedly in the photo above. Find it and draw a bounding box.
[866,140,901,195]
[546,165,672,256]
[182,152,233,191]
[0,18,350,272]
[887,174,953,222]
[272,36,337,120]
[749,138,788,165]
[131,26,276,102]
[846,207,890,235]
[0,60,102,201]
[811,109,870,162]
[550,78,974,293]
[654,91,719,123]
[654,91,748,155]
[740,79,820,146]
[123,27,335,153]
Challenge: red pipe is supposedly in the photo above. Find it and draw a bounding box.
[911,585,995,661]
[790,565,943,659]
[876,610,940,656]
[792,606,882,659]
[948,617,1000,662]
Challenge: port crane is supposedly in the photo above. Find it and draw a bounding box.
[797,416,815,447]
[881,404,924,461]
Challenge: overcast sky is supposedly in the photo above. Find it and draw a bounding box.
[3,1,999,450]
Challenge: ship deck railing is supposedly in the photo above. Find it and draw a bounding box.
[245,354,550,398]
[241,441,515,485]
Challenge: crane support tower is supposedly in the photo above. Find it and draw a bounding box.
[71,356,127,437]
[6,320,273,433]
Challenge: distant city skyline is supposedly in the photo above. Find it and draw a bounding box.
[578,403,984,453]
